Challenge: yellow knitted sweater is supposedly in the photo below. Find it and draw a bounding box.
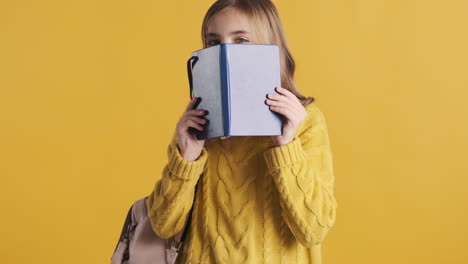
[146,103,338,264]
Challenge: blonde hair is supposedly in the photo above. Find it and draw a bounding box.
[201,0,315,107]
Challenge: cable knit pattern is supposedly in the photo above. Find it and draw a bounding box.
[146,103,338,264]
[262,170,274,264]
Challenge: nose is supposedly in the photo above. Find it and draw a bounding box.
[220,37,234,44]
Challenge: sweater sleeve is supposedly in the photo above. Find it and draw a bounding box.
[145,132,208,239]
[263,105,338,247]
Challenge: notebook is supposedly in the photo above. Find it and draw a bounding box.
[187,43,283,140]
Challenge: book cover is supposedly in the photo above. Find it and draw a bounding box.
[187,43,283,140]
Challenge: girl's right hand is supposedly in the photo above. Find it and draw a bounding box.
[176,97,207,161]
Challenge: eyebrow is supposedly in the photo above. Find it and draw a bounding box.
[205,30,250,37]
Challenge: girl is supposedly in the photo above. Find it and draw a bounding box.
[146,0,338,263]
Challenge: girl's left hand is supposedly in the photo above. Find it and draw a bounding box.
[266,86,307,147]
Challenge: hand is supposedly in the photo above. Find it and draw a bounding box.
[266,87,307,147]
[176,97,207,161]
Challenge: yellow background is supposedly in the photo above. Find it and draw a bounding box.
[1,0,467,263]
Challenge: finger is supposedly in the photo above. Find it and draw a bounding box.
[266,94,302,113]
[185,109,207,117]
[185,97,199,111]
[266,93,288,102]
[186,115,208,125]
[269,105,294,119]
[185,119,204,131]
[275,87,299,101]
[266,99,290,108]
[267,92,301,110]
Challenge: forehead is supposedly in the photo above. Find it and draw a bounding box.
[206,8,252,35]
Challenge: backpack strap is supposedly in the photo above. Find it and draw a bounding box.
[111,203,135,263]
[166,181,199,254]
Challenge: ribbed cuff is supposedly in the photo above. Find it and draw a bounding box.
[167,143,208,180]
[263,137,305,172]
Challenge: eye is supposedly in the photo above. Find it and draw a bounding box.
[237,37,249,43]
[207,40,220,47]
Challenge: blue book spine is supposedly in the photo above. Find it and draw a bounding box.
[220,44,231,136]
